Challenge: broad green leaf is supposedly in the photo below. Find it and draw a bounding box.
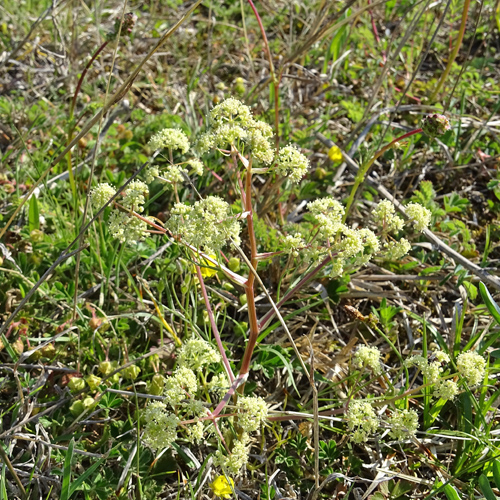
[493,461,500,490]
[478,474,497,500]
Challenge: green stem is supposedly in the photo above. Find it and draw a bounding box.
[430,0,471,101]
[343,128,423,222]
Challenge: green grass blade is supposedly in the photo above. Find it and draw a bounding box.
[60,438,74,500]
[28,195,40,232]
[68,457,106,498]
[493,461,500,490]
[1,333,18,362]
[0,462,7,500]
[442,483,461,500]
[478,474,497,500]
[479,282,500,325]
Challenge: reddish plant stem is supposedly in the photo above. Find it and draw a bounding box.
[238,162,260,379]
[70,40,109,119]
[246,0,280,151]
[367,0,386,63]
[195,265,235,383]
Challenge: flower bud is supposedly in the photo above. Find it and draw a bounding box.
[89,316,102,331]
[107,12,137,41]
[68,377,86,392]
[12,338,24,355]
[122,365,141,380]
[99,361,114,375]
[148,374,166,396]
[421,114,451,138]
[228,257,240,273]
[233,77,246,95]
[70,400,84,416]
[86,374,102,391]
[82,397,96,411]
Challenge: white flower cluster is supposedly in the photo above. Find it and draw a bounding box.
[275,144,310,183]
[145,159,204,188]
[457,351,486,387]
[149,128,190,153]
[372,200,404,233]
[353,345,382,375]
[213,395,268,475]
[142,337,269,476]
[407,351,458,400]
[167,196,241,252]
[197,97,275,165]
[143,402,180,450]
[177,337,221,372]
[281,197,380,275]
[91,181,151,244]
[214,433,251,475]
[347,400,379,443]
[405,203,432,232]
[90,183,115,211]
[387,409,419,440]
[143,337,221,450]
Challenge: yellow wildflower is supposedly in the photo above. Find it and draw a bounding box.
[328,145,343,162]
[210,475,234,498]
[192,254,218,278]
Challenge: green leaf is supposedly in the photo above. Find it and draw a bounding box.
[60,438,74,500]
[462,281,477,301]
[68,457,106,497]
[442,483,461,500]
[478,474,498,500]
[493,461,500,490]
[1,333,18,362]
[479,282,500,325]
[28,195,40,232]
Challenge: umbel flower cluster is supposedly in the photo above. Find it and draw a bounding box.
[280,197,431,278]
[349,346,487,443]
[142,337,268,475]
[91,180,152,243]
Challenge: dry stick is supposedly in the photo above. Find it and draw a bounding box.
[430,0,471,101]
[0,0,203,243]
[307,339,320,491]
[0,444,26,499]
[317,133,500,292]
